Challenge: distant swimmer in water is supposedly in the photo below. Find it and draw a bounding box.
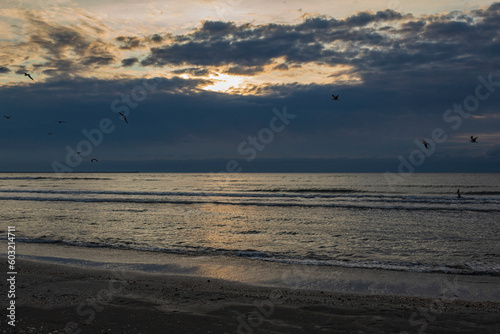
[457,189,461,198]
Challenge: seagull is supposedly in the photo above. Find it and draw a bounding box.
[91,158,99,163]
[3,115,13,119]
[331,94,339,100]
[422,140,429,149]
[57,121,67,124]
[24,73,34,81]
[470,136,478,143]
[119,112,128,124]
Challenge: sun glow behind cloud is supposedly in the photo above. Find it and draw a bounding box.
[202,73,245,92]
[195,63,361,95]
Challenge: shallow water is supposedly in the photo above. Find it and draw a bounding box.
[1,173,499,276]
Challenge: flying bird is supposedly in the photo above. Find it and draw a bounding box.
[3,115,13,119]
[470,136,478,143]
[57,121,67,124]
[91,158,99,163]
[119,112,128,124]
[422,140,429,149]
[24,73,34,81]
[47,132,53,135]
[331,94,339,100]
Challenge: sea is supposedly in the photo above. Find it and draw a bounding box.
[1,172,499,281]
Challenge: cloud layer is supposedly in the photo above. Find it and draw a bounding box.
[0,3,499,172]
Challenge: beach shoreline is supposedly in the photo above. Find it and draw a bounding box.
[2,243,500,333]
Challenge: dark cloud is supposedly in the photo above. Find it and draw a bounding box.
[343,9,407,27]
[121,57,139,67]
[150,34,164,43]
[172,67,210,76]
[14,66,29,75]
[225,65,264,75]
[29,25,89,59]
[398,20,426,33]
[81,56,115,66]
[115,36,142,50]
[139,10,413,68]
[19,11,118,77]
[273,63,288,71]
[138,4,500,83]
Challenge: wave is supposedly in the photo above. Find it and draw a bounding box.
[0,176,112,181]
[0,193,498,212]
[0,188,499,201]
[3,238,499,277]
[0,188,340,198]
[467,191,500,195]
[251,188,365,194]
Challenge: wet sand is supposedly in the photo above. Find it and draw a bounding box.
[2,258,500,334]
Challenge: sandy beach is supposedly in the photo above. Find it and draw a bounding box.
[2,256,500,334]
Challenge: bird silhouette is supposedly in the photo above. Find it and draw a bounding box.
[24,73,34,81]
[331,94,339,100]
[57,121,67,124]
[422,140,429,149]
[119,112,128,124]
[47,132,53,135]
[91,158,99,163]
[3,115,13,119]
[470,136,478,143]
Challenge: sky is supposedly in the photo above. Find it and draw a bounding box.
[0,0,499,173]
